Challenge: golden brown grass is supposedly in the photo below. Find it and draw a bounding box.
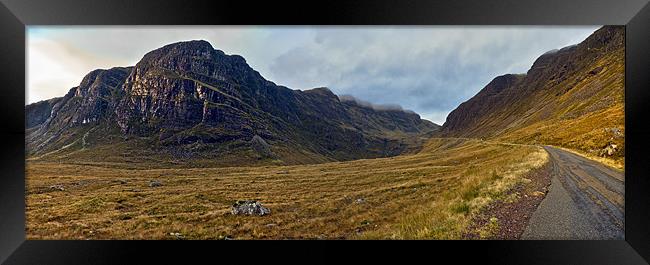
[495,49,625,170]
[443,41,624,171]
[549,145,623,171]
[26,137,548,240]
[496,104,624,171]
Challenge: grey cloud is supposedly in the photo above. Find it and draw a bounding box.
[338,95,413,113]
[267,26,600,124]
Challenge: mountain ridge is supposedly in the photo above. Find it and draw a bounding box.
[27,26,624,168]
[26,40,439,167]
[440,25,624,166]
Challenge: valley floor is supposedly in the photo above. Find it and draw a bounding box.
[26,138,550,239]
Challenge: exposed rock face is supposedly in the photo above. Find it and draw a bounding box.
[26,40,439,165]
[440,26,624,160]
[27,67,132,154]
[114,41,257,135]
[26,97,62,129]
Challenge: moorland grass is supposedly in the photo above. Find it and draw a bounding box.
[27,138,548,240]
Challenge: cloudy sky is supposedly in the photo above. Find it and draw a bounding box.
[27,26,600,124]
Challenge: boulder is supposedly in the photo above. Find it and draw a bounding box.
[231,200,270,216]
[149,180,162,187]
[250,135,275,158]
[49,184,65,191]
[604,127,623,138]
[599,143,618,157]
[169,232,184,240]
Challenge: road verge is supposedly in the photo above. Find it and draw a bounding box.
[463,160,552,239]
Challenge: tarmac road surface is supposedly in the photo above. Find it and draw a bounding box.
[521,146,624,239]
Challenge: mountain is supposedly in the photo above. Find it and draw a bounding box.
[26,40,439,167]
[440,26,624,164]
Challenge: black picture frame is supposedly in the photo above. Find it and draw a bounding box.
[1,0,649,264]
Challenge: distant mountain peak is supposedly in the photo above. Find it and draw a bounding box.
[304,87,336,97]
[139,40,252,65]
[157,39,215,53]
[138,40,216,65]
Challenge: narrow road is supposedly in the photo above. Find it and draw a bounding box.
[521,146,624,239]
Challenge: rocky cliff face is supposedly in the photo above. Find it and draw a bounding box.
[26,97,62,129]
[27,67,132,153]
[26,40,438,166]
[441,26,625,161]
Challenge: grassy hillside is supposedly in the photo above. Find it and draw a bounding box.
[441,26,624,170]
[27,137,548,239]
[497,43,624,170]
[26,120,437,169]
